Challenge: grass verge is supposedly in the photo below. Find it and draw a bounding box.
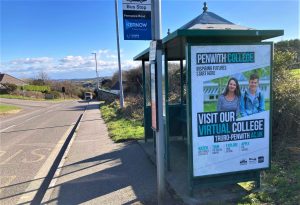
[238,157,300,205]
[100,101,144,142]
[0,104,21,114]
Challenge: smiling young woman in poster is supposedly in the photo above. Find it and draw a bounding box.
[217,77,241,115]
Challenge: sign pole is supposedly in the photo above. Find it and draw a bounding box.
[115,0,125,108]
[152,0,165,204]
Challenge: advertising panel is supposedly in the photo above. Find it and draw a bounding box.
[190,44,271,177]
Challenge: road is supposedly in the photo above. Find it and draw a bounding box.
[0,98,88,205]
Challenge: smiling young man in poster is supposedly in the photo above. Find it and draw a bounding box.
[240,73,265,117]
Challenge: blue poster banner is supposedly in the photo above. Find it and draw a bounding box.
[123,10,151,40]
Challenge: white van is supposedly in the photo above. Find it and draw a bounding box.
[84,92,93,100]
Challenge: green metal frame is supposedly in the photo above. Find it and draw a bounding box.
[186,42,273,194]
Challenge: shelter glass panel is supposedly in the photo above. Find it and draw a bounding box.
[168,61,181,104]
[145,62,151,106]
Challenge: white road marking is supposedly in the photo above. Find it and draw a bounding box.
[0,150,23,165]
[0,102,64,124]
[0,108,43,124]
[0,114,42,133]
[41,114,85,204]
[45,110,53,114]
[17,123,75,204]
[24,115,41,122]
[0,151,6,158]
[0,125,16,133]
[22,148,51,163]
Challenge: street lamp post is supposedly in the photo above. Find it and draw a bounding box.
[114,0,125,108]
[91,52,100,96]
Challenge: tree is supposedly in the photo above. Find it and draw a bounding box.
[272,50,300,157]
[123,67,142,94]
[275,39,300,67]
[32,71,50,85]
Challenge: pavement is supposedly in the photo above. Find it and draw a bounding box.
[41,101,183,205]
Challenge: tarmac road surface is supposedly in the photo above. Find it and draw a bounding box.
[0,98,88,205]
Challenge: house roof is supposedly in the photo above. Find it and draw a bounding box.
[0,73,27,86]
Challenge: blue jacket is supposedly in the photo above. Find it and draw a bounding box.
[240,89,265,117]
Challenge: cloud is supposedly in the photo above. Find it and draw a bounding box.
[10,57,53,65]
[98,49,109,54]
[1,50,141,79]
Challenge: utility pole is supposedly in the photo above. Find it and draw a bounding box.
[114,0,125,108]
[91,52,100,96]
[152,0,165,204]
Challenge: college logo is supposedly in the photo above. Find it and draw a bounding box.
[258,156,264,163]
[126,0,147,3]
[196,52,255,65]
[249,157,257,164]
[240,159,247,165]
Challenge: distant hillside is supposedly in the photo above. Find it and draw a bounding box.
[53,76,112,82]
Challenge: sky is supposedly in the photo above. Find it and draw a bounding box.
[0,0,299,80]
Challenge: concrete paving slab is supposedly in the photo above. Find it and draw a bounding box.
[138,139,249,205]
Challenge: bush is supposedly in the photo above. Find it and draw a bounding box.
[49,80,82,99]
[123,67,143,94]
[1,83,17,94]
[168,62,184,104]
[272,50,300,159]
[12,90,45,99]
[48,91,61,99]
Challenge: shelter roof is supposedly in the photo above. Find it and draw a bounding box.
[134,3,283,61]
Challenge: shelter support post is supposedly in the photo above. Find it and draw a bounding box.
[164,50,171,171]
[180,59,184,104]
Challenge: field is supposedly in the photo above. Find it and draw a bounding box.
[23,85,51,92]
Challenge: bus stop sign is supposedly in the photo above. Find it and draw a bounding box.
[122,0,152,40]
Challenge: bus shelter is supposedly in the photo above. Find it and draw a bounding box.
[134,4,283,194]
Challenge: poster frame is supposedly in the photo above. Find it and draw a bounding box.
[186,42,273,180]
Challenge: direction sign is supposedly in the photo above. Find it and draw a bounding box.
[122,0,152,40]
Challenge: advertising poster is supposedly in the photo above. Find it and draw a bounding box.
[122,0,151,40]
[190,44,271,177]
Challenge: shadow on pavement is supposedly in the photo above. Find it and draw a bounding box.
[43,142,182,205]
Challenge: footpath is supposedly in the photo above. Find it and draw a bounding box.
[41,102,182,205]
